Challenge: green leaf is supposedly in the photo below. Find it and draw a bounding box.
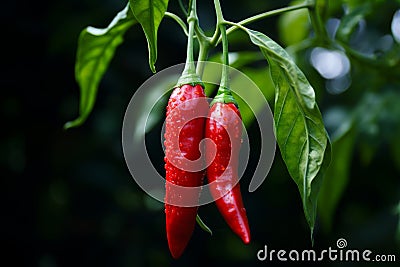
[65,4,136,129]
[245,28,331,237]
[227,51,265,69]
[278,0,310,46]
[318,126,356,233]
[129,0,169,73]
[196,215,213,236]
[208,51,274,128]
[205,51,263,96]
[231,67,274,128]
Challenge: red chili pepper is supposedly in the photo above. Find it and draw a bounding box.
[164,84,208,259]
[205,101,251,244]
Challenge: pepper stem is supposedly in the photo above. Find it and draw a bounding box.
[176,0,203,87]
[211,0,237,106]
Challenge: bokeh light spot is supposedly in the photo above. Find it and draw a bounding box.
[392,10,400,43]
[310,47,350,79]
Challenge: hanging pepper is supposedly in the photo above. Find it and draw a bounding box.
[164,83,207,259]
[205,91,251,244]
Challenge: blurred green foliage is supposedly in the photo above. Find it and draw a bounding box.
[2,0,400,266]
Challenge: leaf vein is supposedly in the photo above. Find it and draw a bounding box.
[283,112,301,157]
[275,85,290,128]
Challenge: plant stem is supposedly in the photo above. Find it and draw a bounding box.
[210,25,220,46]
[211,0,224,44]
[307,0,330,45]
[165,12,188,36]
[196,40,210,75]
[210,0,237,105]
[212,3,312,45]
[213,0,229,89]
[219,24,229,90]
[184,11,196,74]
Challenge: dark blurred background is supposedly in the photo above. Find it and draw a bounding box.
[2,0,400,266]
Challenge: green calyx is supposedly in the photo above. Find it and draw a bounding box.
[176,72,204,88]
[210,86,238,107]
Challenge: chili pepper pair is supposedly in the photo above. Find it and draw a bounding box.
[164,83,250,259]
